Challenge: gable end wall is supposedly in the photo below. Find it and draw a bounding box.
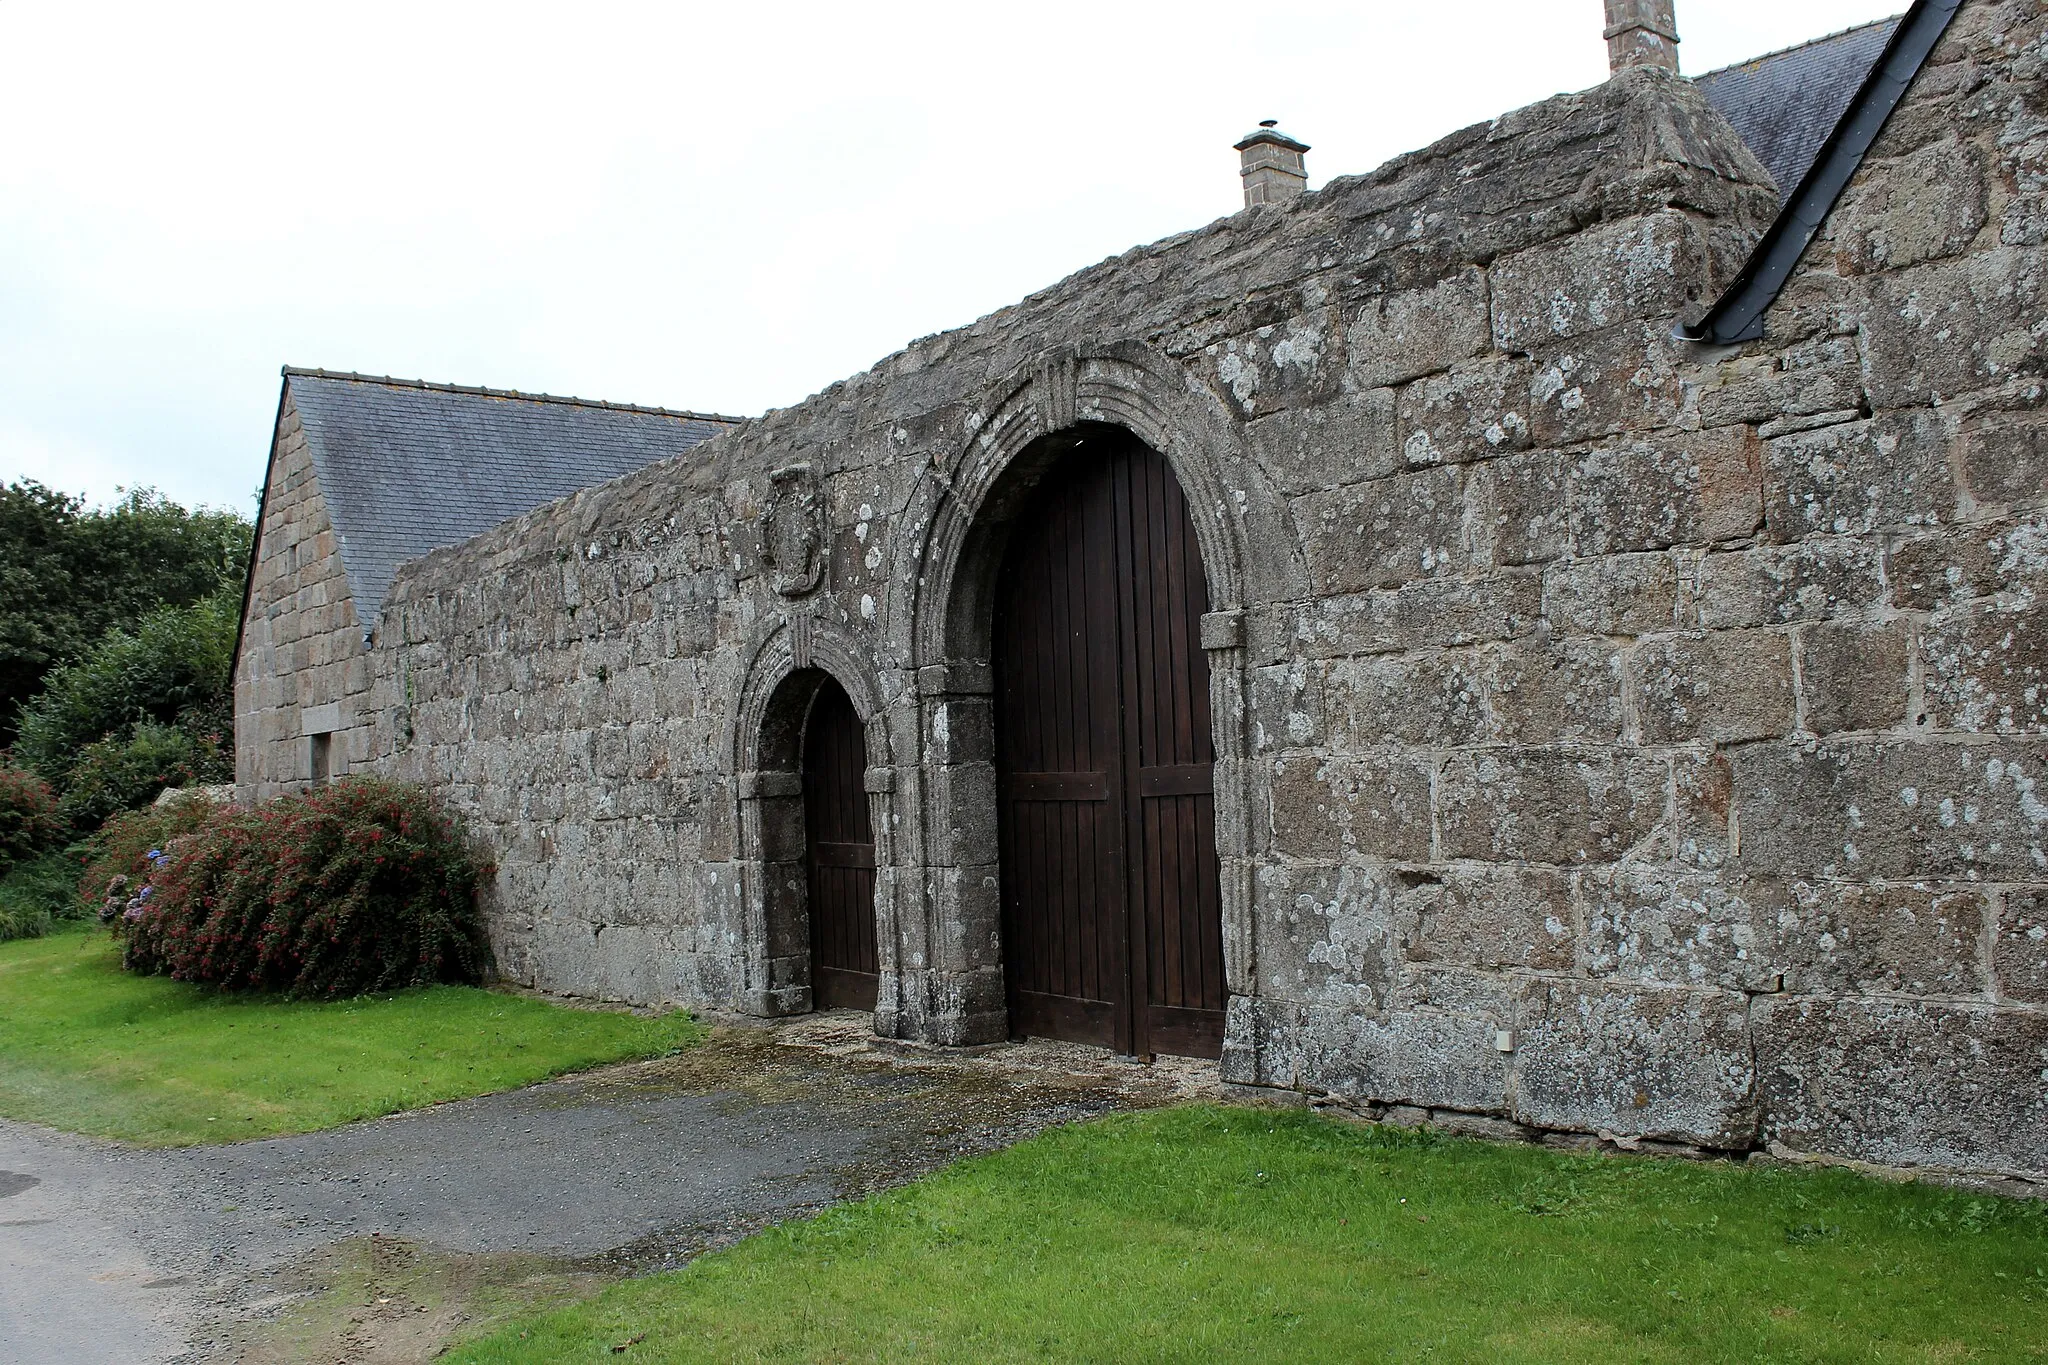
[234,391,382,798]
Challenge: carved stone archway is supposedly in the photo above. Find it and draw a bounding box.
[880,340,1308,1047]
[729,614,900,1021]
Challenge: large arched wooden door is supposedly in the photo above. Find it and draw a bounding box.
[803,679,878,1010]
[993,426,1226,1059]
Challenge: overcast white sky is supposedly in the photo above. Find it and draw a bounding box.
[0,0,1904,514]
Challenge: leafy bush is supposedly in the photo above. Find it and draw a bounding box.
[0,765,64,874]
[0,851,84,943]
[118,778,490,998]
[13,585,239,790]
[56,721,230,833]
[0,481,251,744]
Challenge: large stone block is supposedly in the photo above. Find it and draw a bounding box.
[1696,335,1866,429]
[1959,398,2048,510]
[1863,247,2048,407]
[1832,135,1989,276]
[1998,888,2048,1004]
[1571,427,1764,555]
[1580,866,1780,992]
[1300,1000,1514,1114]
[1754,997,2048,1178]
[1527,323,1684,447]
[1251,861,1397,1012]
[1490,212,1708,353]
[1890,514,2048,612]
[1923,603,2048,733]
[1250,661,1326,753]
[1763,411,1957,539]
[1777,881,1987,997]
[1404,864,1574,972]
[1348,268,1492,388]
[1295,466,1469,594]
[1799,619,1911,736]
[1220,995,1306,1089]
[1480,451,1572,565]
[1396,358,1533,467]
[1693,540,1885,630]
[1197,316,1347,421]
[1281,572,1543,659]
[1247,386,1401,494]
[1671,751,1735,870]
[1490,635,1626,744]
[529,917,668,1006]
[1513,981,1757,1148]
[1437,748,1665,865]
[1542,552,1680,635]
[1267,752,1433,862]
[1330,651,1490,748]
[1631,629,1795,745]
[1733,740,2048,881]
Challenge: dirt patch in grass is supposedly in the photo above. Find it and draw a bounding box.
[223,1235,608,1365]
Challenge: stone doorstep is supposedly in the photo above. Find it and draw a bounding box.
[709,1007,1231,1106]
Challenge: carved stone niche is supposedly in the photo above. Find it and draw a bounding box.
[760,464,826,598]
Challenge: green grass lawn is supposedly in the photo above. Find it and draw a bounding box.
[450,1106,2048,1365]
[0,925,703,1145]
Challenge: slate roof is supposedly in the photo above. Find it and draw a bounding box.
[1697,16,1904,201]
[281,368,740,619]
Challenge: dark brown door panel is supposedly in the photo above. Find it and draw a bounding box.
[993,428,1226,1059]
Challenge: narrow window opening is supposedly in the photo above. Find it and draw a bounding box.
[309,732,332,786]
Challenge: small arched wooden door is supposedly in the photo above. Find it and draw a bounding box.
[992,426,1227,1059]
[803,679,879,1010]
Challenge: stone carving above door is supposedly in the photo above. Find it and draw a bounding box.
[760,464,825,597]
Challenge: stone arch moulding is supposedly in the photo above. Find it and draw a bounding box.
[888,339,1307,1047]
[728,612,901,1023]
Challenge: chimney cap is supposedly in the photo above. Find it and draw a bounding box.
[1234,120,1309,154]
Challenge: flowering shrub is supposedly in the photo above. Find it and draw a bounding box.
[117,778,490,997]
[0,766,64,875]
[81,794,218,919]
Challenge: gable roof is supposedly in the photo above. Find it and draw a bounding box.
[1697,15,1904,202]
[280,368,740,620]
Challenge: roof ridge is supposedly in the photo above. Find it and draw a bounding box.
[281,365,748,426]
[1691,13,1905,82]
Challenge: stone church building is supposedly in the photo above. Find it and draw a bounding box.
[237,0,2048,1182]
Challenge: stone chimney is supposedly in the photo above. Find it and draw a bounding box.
[1604,0,1679,74]
[1234,121,1310,207]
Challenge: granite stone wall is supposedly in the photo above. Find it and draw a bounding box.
[255,0,2048,1182]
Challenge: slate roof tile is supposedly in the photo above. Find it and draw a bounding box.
[1696,16,1904,203]
[282,369,740,618]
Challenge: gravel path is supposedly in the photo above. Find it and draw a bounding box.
[0,1013,1217,1363]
